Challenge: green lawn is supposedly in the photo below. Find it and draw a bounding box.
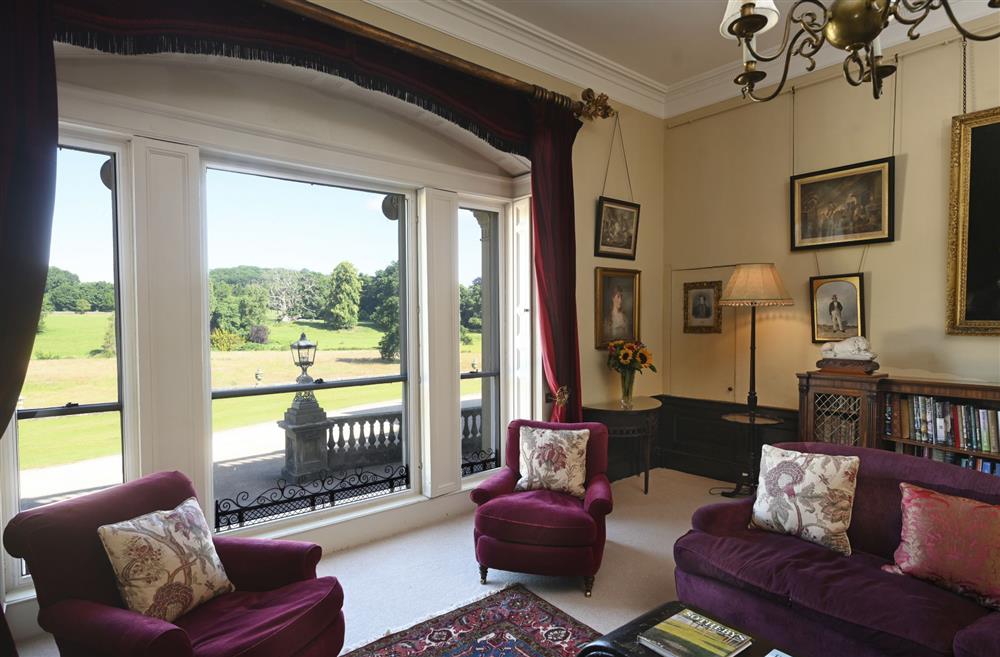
[33,311,113,358]
[20,312,485,469]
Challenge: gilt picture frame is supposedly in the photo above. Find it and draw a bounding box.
[947,106,1000,335]
[791,157,894,250]
[595,196,640,260]
[809,273,866,343]
[683,281,722,334]
[595,267,640,348]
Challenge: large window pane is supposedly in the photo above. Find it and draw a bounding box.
[459,208,500,476]
[16,146,123,512]
[206,168,409,530]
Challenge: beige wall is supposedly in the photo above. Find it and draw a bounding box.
[664,33,1000,410]
[318,2,667,407]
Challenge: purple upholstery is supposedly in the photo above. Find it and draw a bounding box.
[471,420,611,582]
[674,442,1000,657]
[3,471,345,657]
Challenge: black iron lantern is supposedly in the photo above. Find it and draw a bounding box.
[290,332,317,383]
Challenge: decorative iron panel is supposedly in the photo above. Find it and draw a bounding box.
[813,392,862,446]
[461,449,500,476]
[215,465,409,532]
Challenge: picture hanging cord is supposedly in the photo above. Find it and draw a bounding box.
[962,36,968,114]
[601,113,635,201]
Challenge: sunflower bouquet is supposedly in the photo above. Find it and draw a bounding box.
[606,341,656,408]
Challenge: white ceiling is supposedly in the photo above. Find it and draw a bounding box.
[478,0,794,87]
[366,0,998,118]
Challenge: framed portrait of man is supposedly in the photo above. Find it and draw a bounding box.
[791,157,894,251]
[683,281,722,333]
[595,196,640,260]
[809,273,866,343]
[595,267,640,348]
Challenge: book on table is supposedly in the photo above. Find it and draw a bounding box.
[637,607,752,657]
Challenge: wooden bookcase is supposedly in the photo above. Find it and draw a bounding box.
[797,371,1000,468]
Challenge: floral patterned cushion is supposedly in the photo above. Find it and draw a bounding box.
[882,483,1000,609]
[97,497,234,621]
[751,444,860,555]
[514,427,590,498]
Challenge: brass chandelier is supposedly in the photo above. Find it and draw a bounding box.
[720,0,1000,101]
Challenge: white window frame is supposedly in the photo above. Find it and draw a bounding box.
[1,129,140,596]
[199,155,424,531]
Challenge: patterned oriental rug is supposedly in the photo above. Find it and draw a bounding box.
[343,586,599,657]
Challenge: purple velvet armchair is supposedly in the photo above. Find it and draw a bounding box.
[471,420,612,597]
[4,471,345,657]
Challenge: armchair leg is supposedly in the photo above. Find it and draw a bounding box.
[584,576,594,597]
[479,564,488,584]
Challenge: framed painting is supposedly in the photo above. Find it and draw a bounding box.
[595,196,640,259]
[595,267,640,348]
[791,157,894,250]
[683,281,722,333]
[947,106,1000,335]
[809,273,866,343]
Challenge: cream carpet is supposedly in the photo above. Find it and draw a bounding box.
[16,468,725,656]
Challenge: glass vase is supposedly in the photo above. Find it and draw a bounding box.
[620,369,635,409]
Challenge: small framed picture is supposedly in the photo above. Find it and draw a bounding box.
[683,281,722,333]
[595,196,640,260]
[595,267,640,348]
[791,157,894,250]
[809,273,866,343]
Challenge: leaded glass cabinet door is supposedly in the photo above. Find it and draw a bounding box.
[797,372,885,448]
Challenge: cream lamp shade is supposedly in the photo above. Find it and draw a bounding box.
[719,0,780,39]
[719,263,793,307]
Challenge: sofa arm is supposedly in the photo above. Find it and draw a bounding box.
[470,467,518,505]
[955,611,1000,657]
[214,536,321,591]
[584,474,613,518]
[38,599,191,657]
[691,498,754,535]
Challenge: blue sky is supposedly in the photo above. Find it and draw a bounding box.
[49,149,484,285]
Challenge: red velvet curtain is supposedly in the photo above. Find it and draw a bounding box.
[0,0,58,649]
[531,102,584,422]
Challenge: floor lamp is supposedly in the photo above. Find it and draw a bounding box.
[718,263,793,497]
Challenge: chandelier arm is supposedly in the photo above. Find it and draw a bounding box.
[891,0,942,40]
[843,50,867,86]
[939,0,1000,41]
[745,28,815,102]
[744,0,828,63]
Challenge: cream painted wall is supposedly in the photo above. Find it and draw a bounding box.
[664,33,1000,410]
[315,2,667,407]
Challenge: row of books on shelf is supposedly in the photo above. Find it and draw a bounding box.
[894,443,1000,475]
[888,395,1000,453]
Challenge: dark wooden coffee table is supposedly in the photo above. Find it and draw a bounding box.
[577,601,787,657]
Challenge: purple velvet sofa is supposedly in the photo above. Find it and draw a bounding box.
[674,442,1000,657]
[4,471,345,657]
[472,420,612,596]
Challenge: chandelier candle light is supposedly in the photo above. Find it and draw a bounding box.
[720,0,1000,102]
[606,341,657,410]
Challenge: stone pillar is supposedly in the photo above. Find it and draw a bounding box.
[279,391,329,484]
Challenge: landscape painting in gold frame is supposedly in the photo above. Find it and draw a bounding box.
[791,157,894,250]
[947,106,1000,335]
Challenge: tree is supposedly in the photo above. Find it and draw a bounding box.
[459,277,483,331]
[37,294,52,333]
[366,261,400,333]
[209,280,267,337]
[80,281,115,312]
[74,298,91,314]
[99,316,116,357]
[324,262,362,330]
[266,269,300,322]
[46,267,82,311]
[238,284,269,330]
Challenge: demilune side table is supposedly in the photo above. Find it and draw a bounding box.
[582,396,661,495]
[577,600,786,657]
